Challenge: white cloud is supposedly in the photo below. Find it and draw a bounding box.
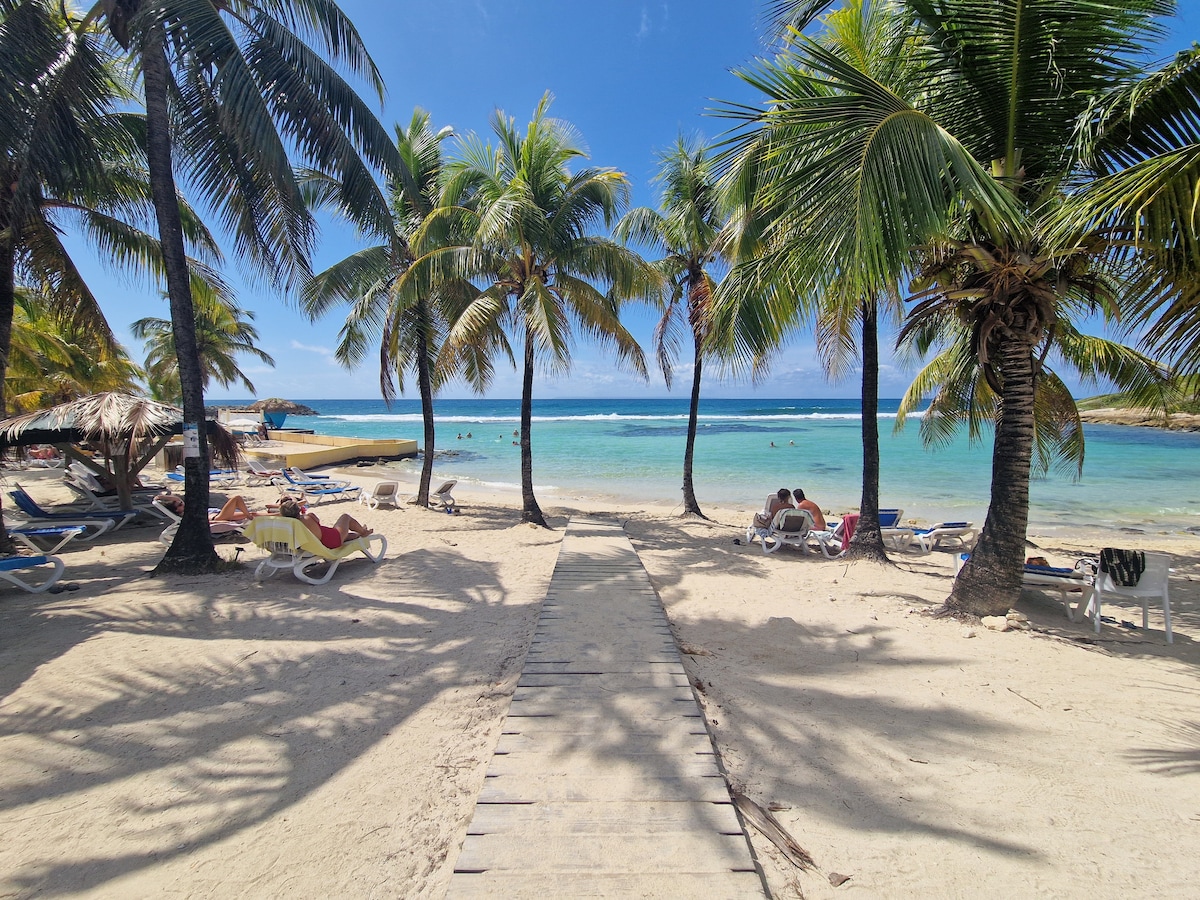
[636,6,650,40]
[290,340,335,359]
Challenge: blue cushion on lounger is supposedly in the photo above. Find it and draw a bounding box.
[0,555,48,570]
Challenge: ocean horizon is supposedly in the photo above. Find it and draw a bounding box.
[220,397,1200,532]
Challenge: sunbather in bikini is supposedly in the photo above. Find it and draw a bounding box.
[278,498,372,550]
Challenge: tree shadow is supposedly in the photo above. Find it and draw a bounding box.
[0,541,543,897]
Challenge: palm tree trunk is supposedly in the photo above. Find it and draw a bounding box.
[519,326,546,527]
[0,223,18,554]
[945,336,1035,617]
[142,27,218,573]
[846,297,888,561]
[680,338,706,518]
[415,310,435,507]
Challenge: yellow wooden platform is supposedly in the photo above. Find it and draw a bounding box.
[243,432,416,469]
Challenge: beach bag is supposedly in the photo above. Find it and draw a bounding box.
[1099,548,1145,587]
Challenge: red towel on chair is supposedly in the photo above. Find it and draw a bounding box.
[841,513,859,545]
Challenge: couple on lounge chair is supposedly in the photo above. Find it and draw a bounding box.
[754,487,826,530]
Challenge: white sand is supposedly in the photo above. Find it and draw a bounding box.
[1,466,1196,898]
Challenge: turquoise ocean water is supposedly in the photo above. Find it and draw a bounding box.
[235,398,1200,531]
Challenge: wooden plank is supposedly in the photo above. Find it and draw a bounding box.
[455,830,755,872]
[445,871,764,899]
[485,752,722,778]
[465,799,743,835]
[493,730,713,755]
[477,773,730,803]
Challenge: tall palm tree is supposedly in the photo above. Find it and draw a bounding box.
[432,94,654,526]
[132,284,274,403]
[718,0,919,560]
[85,0,400,571]
[719,0,1193,616]
[303,110,483,508]
[616,135,728,519]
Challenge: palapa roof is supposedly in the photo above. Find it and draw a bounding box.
[0,393,238,467]
[0,393,183,446]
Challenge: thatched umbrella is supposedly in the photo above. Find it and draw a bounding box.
[0,393,237,509]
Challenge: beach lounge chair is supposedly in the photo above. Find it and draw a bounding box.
[151,499,246,546]
[244,458,283,486]
[431,480,457,512]
[242,516,387,585]
[878,508,915,550]
[747,507,815,554]
[359,480,401,510]
[289,466,333,482]
[0,554,66,593]
[1084,549,1173,643]
[166,466,241,486]
[808,513,859,559]
[9,525,88,553]
[1021,561,1095,620]
[910,521,976,553]
[275,469,361,504]
[9,484,136,531]
[63,470,169,519]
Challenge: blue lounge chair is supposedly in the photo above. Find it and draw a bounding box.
[9,484,136,531]
[9,525,88,553]
[0,554,65,593]
[274,469,360,504]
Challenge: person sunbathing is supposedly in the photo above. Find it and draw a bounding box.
[278,498,372,550]
[792,487,827,531]
[753,488,793,528]
[156,492,263,524]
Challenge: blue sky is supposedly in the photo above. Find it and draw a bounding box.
[65,1,1199,402]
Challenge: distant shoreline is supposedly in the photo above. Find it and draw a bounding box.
[1078,407,1200,432]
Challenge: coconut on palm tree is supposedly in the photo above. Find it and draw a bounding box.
[719,0,1192,616]
[84,0,401,572]
[426,94,655,527]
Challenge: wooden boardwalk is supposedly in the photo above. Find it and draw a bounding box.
[446,518,766,898]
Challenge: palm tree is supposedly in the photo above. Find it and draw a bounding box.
[433,94,654,526]
[85,0,400,572]
[303,110,482,508]
[132,284,274,404]
[6,285,143,411]
[719,0,1193,616]
[615,135,729,519]
[718,0,920,560]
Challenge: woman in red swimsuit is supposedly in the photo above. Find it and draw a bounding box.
[278,498,373,549]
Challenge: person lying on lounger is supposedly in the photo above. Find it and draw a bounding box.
[278,498,372,550]
[156,492,265,523]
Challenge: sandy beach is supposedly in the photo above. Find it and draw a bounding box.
[1,466,1197,898]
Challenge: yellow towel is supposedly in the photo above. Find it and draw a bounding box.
[243,517,369,561]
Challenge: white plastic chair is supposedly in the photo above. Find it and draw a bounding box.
[1086,550,1173,643]
[360,480,400,510]
[746,508,814,554]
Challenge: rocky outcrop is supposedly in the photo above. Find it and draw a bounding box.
[1078,407,1200,432]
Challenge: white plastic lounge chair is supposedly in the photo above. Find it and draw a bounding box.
[9,484,135,531]
[431,480,457,512]
[878,508,915,551]
[0,554,65,593]
[808,513,859,559]
[747,507,815,554]
[275,469,361,504]
[289,466,333,482]
[1021,560,1095,620]
[244,457,283,485]
[911,521,976,553]
[9,525,88,554]
[242,516,387,585]
[63,471,169,519]
[1083,550,1173,643]
[359,480,401,510]
[151,500,246,545]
